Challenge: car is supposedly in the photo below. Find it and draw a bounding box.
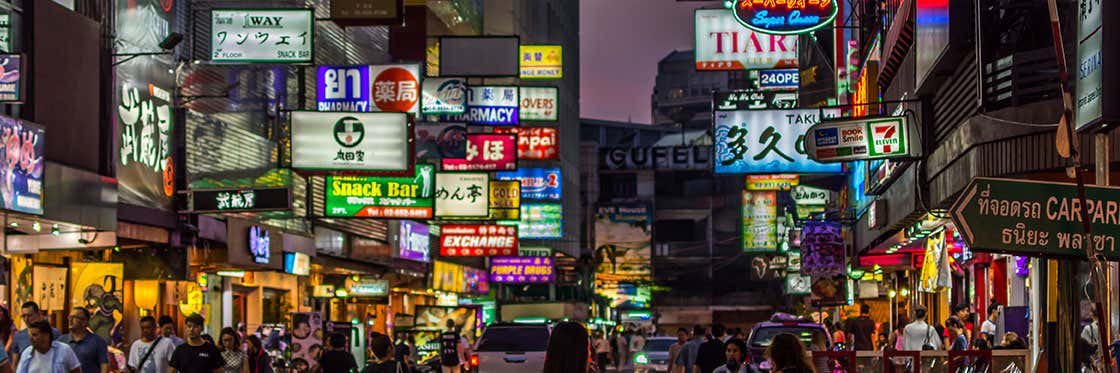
[746,313,832,372]
[471,323,551,373]
[634,336,679,373]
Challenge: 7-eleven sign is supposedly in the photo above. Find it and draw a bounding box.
[866,118,906,157]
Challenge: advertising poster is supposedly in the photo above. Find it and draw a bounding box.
[440,134,517,171]
[440,224,519,256]
[801,221,845,277]
[810,276,849,307]
[410,306,479,361]
[499,203,563,239]
[495,168,561,201]
[421,77,467,114]
[32,266,67,312]
[415,122,467,160]
[290,111,410,173]
[694,9,798,70]
[439,86,519,125]
[399,220,431,262]
[519,87,558,121]
[210,9,314,63]
[323,164,434,219]
[0,116,43,215]
[594,204,652,293]
[490,256,554,283]
[494,127,558,160]
[434,172,490,217]
[519,45,563,79]
[70,263,124,342]
[714,109,843,174]
[290,312,323,372]
[432,261,490,295]
[0,54,21,102]
[742,191,778,252]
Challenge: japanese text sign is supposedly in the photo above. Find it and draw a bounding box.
[117,83,175,210]
[190,187,291,213]
[742,190,778,252]
[519,45,563,79]
[499,203,563,239]
[494,127,558,160]
[435,172,490,217]
[519,87,558,121]
[399,220,430,262]
[490,256,554,283]
[316,64,421,114]
[0,116,43,215]
[0,54,22,103]
[440,224,519,256]
[440,134,517,171]
[806,116,915,163]
[211,9,313,63]
[290,111,411,173]
[800,221,845,276]
[421,77,467,114]
[694,9,798,71]
[792,185,830,205]
[728,0,838,35]
[323,164,435,219]
[439,86,519,125]
[714,109,843,174]
[496,168,561,201]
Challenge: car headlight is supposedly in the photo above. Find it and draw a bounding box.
[634,353,648,365]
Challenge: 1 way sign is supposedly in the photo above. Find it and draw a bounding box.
[805,116,919,163]
[949,177,1120,260]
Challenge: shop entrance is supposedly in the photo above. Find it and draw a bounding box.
[262,289,288,324]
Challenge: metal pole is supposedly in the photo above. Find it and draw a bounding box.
[1094,133,1114,370]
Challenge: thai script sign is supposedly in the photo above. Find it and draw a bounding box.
[316,64,421,114]
[211,9,313,63]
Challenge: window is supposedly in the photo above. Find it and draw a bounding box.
[599,173,637,201]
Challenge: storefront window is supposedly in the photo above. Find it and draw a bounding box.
[262,289,289,324]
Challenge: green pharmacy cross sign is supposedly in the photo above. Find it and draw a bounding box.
[949,177,1120,260]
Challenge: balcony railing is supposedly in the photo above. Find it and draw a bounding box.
[809,349,1031,373]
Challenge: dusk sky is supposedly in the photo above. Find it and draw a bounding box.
[579,0,705,124]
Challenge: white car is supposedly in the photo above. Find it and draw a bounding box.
[634,336,679,373]
[471,323,551,372]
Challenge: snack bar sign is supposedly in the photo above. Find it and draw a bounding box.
[324,164,434,218]
[211,9,313,63]
[440,224,519,256]
[805,116,915,163]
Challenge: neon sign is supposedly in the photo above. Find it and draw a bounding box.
[726,0,838,35]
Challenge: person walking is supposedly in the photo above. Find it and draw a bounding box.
[245,336,271,373]
[675,325,704,373]
[592,331,611,372]
[712,339,755,373]
[667,328,687,373]
[127,316,176,373]
[158,317,185,348]
[218,328,248,373]
[14,320,81,373]
[437,320,462,373]
[168,314,223,373]
[901,306,940,351]
[393,335,412,373]
[765,333,815,373]
[845,304,876,351]
[542,322,589,373]
[694,324,727,373]
[9,301,60,368]
[629,331,646,358]
[614,331,629,371]
[980,303,1000,346]
[58,308,109,373]
[946,318,968,351]
[316,333,357,373]
[362,334,406,373]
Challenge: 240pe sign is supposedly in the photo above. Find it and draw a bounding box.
[440,224,519,256]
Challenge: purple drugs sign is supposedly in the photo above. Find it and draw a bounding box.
[489,256,554,283]
[399,220,430,262]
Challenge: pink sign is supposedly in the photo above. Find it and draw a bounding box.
[441,134,517,171]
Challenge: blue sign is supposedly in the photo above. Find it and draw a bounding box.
[814,127,839,147]
[758,69,800,90]
[0,115,43,215]
[440,86,519,125]
[714,109,843,174]
[496,168,561,200]
[317,65,371,112]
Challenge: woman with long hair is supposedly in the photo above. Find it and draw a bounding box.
[220,327,250,373]
[246,335,273,373]
[765,333,816,373]
[543,321,591,373]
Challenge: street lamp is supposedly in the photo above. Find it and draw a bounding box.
[112,33,183,66]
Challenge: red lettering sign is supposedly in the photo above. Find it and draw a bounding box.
[494,127,559,160]
[439,224,520,256]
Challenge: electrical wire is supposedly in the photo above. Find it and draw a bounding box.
[975,113,1060,128]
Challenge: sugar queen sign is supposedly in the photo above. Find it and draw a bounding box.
[727,0,838,35]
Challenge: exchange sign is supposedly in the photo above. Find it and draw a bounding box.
[714,90,797,111]
[805,116,917,163]
[728,0,838,35]
[190,187,291,213]
[421,77,467,114]
[496,168,561,201]
[290,111,411,173]
[494,127,559,160]
[520,87,558,121]
[519,45,563,79]
[435,172,490,218]
[323,164,434,219]
[949,177,1120,259]
[211,9,313,63]
[499,203,563,239]
[694,8,798,71]
[441,134,517,171]
[440,86,519,125]
[714,109,843,174]
[440,224,519,256]
[490,256,554,283]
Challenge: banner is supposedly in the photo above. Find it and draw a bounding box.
[432,261,490,294]
[290,111,410,173]
[0,116,44,215]
[0,54,21,102]
[714,109,842,174]
[490,257,554,283]
[742,191,778,252]
[519,45,563,79]
[499,203,563,239]
[189,187,290,213]
[594,204,652,290]
[290,312,323,372]
[439,224,519,256]
[434,172,490,217]
[495,168,561,201]
[399,220,430,262]
[800,221,845,277]
[323,164,434,218]
[117,82,175,209]
[70,263,124,342]
[439,86,519,125]
[210,9,313,63]
[494,127,558,160]
[600,146,711,170]
[421,77,467,114]
[519,87,558,121]
[415,122,466,160]
[440,134,517,171]
[694,9,797,70]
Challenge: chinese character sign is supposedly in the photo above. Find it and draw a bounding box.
[519,45,563,79]
[519,87,558,121]
[440,224,519,256]
[0,116,44,215]
[440,134,517,171]
[370,64,420,113]
[399,220,431,262]
[694,9,798,70]
[117,83,175,209]
[730,0,838,35]
[324,164,435,218]
[0,54,22,103]
[421,77,467,114]
[742,191,778,252]
[210,9,313,63]
[800,221,845,277]
[290,111,410,173]
[498,203,562,239]
[435,172,490,217]
[490,257,554,283]
[439,86,519,125]
[494,127,558,160]
[714,109,842,174]
[495,168,561,200]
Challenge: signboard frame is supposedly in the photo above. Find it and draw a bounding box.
[434,172,491,218]
[209,8,315,64]
[321,163,436,219]
[805,115,920,163]
[189,187,292,213]
[519,86,559,122]
[519,44,564,80]
[290,111,414,176]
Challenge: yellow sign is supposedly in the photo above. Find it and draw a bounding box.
[746,175,800,190]
[520,45,563,79]
[490,180,521,220]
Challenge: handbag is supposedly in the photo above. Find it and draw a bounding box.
[922,325,937,351]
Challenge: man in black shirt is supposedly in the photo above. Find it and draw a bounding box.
[846,303,877,350]
[694,323,727,373]
[169,313,223,373]
[317,333,357,373]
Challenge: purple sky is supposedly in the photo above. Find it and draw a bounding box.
[579,0,704,124]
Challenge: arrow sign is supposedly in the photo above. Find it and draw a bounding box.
[949,177,1120,259]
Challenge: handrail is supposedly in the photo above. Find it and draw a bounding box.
[813,349,1031,372]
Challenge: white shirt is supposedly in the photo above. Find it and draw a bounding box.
[981,320,997,336]
[18,341,81,373]
[128,337,176,373]
[901,320,941,351]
